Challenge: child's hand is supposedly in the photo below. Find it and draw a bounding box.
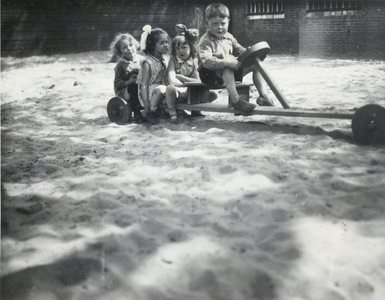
[142,100,151,112]
[127,74,138,85]
[212,52,224,59]
[223,56,241,70]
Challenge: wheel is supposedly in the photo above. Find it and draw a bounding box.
[352,104,385,145]
[238,41,271,68]
[107,97,132,124]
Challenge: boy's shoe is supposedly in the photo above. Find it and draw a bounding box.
[257,96,274,106]
[170,115,179,124]
[191,111,205,118]
[147,111,159,125]
[134,113,147,124]
[233,99,256,113]
[177,110,190,117]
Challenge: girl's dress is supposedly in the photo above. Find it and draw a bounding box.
[137,54,167,106]
[169,55,198,99]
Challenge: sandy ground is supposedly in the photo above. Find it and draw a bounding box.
[1,51,385,300]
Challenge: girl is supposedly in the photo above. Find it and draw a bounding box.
[110,33,146,123]
[166,24,217,124]
[137,26,170,125]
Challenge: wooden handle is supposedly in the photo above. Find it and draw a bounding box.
[255,57,290,109]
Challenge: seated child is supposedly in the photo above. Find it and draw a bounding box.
[198,3,274,113]
[137,26,170,125]
[166,24,217,124]
[110,33,146,123]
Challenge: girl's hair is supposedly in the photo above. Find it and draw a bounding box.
[171,34,197,59]
[109,33,139,57]
[144,28,170,55]
[205,3,230,20]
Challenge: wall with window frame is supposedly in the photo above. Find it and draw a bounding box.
[231,0,301,55]
[232,0,384,59]
[299,0,385,59]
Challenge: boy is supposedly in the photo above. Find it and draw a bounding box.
[198,3,274,113]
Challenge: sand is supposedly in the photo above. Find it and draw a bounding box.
[1,51,385,300]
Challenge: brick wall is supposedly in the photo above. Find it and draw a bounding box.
[1,0,200,57]
[230,0,384,60]
[2,0,384,59]
[231,1,303,54]
[299,0,385,59]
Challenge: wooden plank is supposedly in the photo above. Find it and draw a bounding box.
[184,82,254,89]
[172,103,354,120]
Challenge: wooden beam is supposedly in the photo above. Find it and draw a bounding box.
[172,103,354,120]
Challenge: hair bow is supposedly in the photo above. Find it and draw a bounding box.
[175,24,199,43]
[140,25,152,51]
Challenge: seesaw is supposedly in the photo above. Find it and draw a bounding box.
[107,42,385,145]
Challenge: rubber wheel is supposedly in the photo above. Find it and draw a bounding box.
[352,104,385,145]
[107,97,132,124]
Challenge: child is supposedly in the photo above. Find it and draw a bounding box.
[198,3,274,114]
[137,26,170,125]
[110,33,146,123]
[166,24,203,124]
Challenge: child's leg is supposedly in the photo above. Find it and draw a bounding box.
[150,85,166,110]
[126,84,142,115]
[222,68,239,104]
[147,85,166,125]
[243,66,273,106]
[166,85,178,123]
[223,68,256,113]
[252,69,268,98]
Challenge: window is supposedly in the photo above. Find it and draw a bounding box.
[306,1,362,17]
[246,1,285,20]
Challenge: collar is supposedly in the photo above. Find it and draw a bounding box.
[176,56,194,65]
[120,56,138,64]
[207,30,231,41]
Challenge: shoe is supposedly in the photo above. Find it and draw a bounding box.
[159,108,171,119]
[232,99,256,113]
[170,115,179,124]
[134,113,147,124]
[147,111,159,125]
[257,96,274,106]
[191,111,205,118]
[177,110,190,117]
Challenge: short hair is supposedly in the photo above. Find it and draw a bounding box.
[109,33,139,57]
[205,3,230,20]
[144,28,170,55]
[171,34,197,59]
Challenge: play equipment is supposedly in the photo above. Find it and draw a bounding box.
[107,42,385,145]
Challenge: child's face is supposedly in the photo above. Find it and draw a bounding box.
[155,34,170,56]
[119,39,136,60]
[175,43,191,61]
[207,16,229,39]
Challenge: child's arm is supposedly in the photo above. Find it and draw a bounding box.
[175,74,199,83]
[140,61,152,111]
[199,41,240,71]
[167,59,184,87]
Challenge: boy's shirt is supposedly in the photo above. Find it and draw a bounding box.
[198,30,245,71]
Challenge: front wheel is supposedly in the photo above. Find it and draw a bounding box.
[352,104,385,145]
[107,97,132,124]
